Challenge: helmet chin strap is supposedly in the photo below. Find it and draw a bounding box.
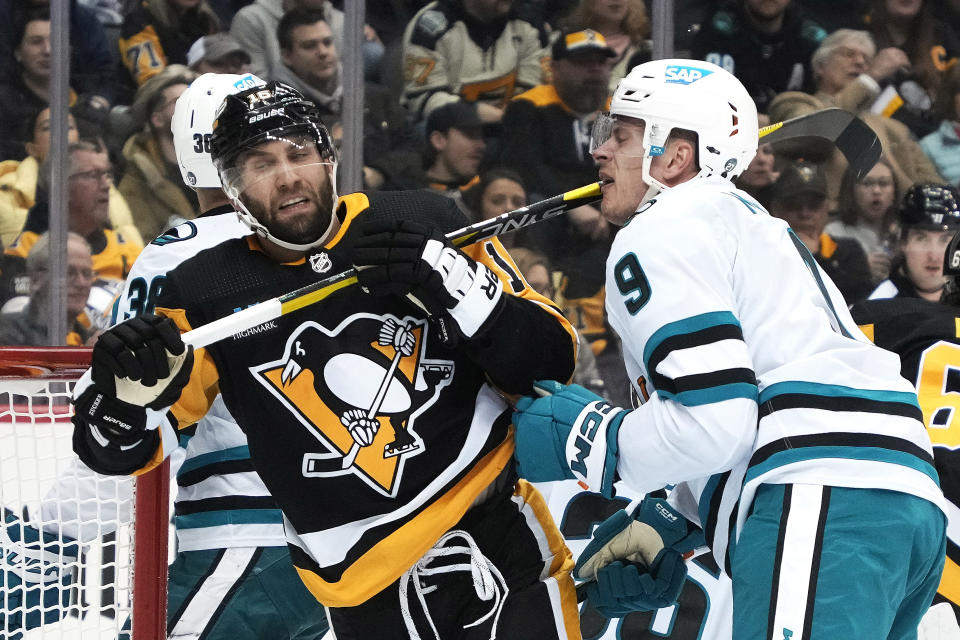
[637,153,668,208]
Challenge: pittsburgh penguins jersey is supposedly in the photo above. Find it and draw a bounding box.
[86,190,576,607]
[605,177,946,573]
[401,0,549,121]
[539,480,733,640]
[851,297,960,616]
[110,205,285,551]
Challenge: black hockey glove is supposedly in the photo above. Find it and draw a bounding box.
[351,220,504,343]
[73,314,193,447]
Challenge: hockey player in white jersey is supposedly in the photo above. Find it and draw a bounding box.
[111,72,329,639]
[513,59,948,639]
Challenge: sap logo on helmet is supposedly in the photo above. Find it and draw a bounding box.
[664,65,713,85]
[233,74,260,90]
[249,107,283,124]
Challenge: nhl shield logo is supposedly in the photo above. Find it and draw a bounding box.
[309,252,332,273]
[250,313,455,497]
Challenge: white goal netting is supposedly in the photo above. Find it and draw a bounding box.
[0,349,167,640]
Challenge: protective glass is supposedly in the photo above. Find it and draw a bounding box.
[589,112,646,158]
[219,133,335,200]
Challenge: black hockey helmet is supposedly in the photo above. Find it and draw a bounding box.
[210,80,335,191]
[898,183,960,232]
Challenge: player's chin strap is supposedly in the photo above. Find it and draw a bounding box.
[398,529,508,640]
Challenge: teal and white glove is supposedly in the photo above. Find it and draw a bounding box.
[512,380,626,497]
[574,497,704,618]
[1,509,78,639]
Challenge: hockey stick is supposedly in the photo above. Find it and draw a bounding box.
[758,107,881,180]
[180,181,604,349]
[179,109,876,350]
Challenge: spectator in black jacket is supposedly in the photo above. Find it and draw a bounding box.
[0,0,115,102]
[692,0,826,113]
[769,161,874,304]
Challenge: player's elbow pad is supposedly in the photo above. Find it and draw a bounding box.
[71,415,160,476]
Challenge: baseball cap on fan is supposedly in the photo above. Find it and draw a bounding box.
[187,34,251,73]
[551,29,617,61]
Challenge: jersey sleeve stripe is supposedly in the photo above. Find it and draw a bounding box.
[176,444,252,476]
[643,311,744,374]
[176,509,285,530]
[747,434,938,485]
[759,381,922,420]
[654,367,758,405]
[174,495,279,515]
[177,458,256,487]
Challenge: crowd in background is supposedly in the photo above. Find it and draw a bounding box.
[0,0,958,399]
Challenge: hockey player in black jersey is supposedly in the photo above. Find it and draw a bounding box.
[70,81,582,639]
[851,184,960,631]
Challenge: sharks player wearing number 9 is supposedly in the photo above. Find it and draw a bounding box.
[71,81,582,639]
[512,59,949,639]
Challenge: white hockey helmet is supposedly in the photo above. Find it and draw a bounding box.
[171,72,266,189]
[592,59,758,195]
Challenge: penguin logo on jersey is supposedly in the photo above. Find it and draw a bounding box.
[250,313,454,497]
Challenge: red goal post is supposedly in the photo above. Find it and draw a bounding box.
[0,346,168,639]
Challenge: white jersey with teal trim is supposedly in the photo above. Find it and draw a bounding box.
[605,177,947,571]
[113,212,286,551]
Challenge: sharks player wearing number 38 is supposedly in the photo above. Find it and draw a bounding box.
[71,81,582,639]
[512,59,949,639]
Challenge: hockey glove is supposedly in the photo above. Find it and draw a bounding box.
[1,509,78,639]
[74,314,192,447]
[575,498,703,617]
[351,220,503,344]
[512,380,625,498]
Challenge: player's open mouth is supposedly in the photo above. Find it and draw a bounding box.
[279,197,309,210]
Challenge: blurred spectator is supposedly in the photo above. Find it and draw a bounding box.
[0,232,95,346]
[864,0,959,116]
[735,114,778,207]
[501,29,614,199]
[419,101,487,208]
[692,0,826,114]
[795,0,867,32]
[206,0,256,25]
[401,0,549,125]
[769,161,874,303]
[186,33,252,74]
[118,65,200,242]
[870,183,960,301]
[230,0,345,80]
[119,0,220,90]
[0,139,142,304]
[275,9,420,191]
[560,0,651,94]
[461,167,529,245]
[462,167,527,220]
[827,158,900,283]
[920,64,960,187]
[769,29,944,198]
[0,8,77,161]
[510,245,606,394]
[0,108,143,249]
[0,0,115,103]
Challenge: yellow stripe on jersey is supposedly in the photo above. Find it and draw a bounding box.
[513,479,581,639]
[955,316,960,338]
[938,556,960,608]
[119,24,168,85]
[295,435,517,607]
[858,323,875,343]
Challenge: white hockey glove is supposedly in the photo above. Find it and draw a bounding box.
[351,220,503,345]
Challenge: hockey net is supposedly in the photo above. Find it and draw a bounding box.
[0,347,168,639]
